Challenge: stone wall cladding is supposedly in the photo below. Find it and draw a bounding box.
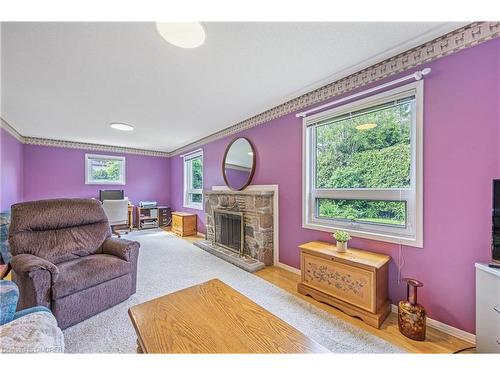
[205,190,274,265]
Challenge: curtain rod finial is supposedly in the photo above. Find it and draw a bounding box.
[413,67,432,81]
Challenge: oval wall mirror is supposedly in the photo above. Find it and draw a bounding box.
[222,137,256,191]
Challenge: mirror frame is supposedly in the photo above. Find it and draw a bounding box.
[222,137,256,191]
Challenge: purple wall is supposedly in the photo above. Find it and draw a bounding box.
[0,128,24,212]
[169,38,500,333]
[23,144,171,207]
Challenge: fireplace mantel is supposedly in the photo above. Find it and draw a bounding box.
[205,190,273,196]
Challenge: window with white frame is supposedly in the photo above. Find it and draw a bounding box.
[85,154,126,185]
[303,81,423,247]
[183,150,203,209]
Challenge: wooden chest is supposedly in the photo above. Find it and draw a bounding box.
[172,212,197,237]
[298,241,391,328]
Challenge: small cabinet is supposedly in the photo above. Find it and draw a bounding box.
[172,212,197,237]
[298,241,391,328]
[475,263,500,353]
[158,206,172,227]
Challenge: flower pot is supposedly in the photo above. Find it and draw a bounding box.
[336,241,348,252]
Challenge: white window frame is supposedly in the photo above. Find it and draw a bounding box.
[183,149,204,210]
[85,154,126,185]
[302,81,423,247]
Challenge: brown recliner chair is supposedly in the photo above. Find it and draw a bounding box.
[8,198,140,329]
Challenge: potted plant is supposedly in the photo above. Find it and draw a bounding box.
[332,231,351,253]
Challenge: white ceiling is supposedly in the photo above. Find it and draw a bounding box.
[1,22,465,152]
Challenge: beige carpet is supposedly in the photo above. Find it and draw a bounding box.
[63,229,405,353]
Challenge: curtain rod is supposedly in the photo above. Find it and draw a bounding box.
[296,68,431,118]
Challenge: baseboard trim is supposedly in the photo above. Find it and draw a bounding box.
[276,262,301,275]
[390,304,476,344]
[272,263,477,344]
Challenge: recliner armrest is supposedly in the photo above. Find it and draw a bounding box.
[11,254,59,281]
[101,238,139,262]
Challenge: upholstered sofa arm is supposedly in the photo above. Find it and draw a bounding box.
[10,254,59,310]
[101,238,140,262]
[11,254,59,281]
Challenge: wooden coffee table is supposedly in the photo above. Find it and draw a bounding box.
[128,279,328,353]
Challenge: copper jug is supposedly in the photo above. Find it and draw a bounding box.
[398,278,426,341]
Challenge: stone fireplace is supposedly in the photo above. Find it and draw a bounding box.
[194,189,274,272]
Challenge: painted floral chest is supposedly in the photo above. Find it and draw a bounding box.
[298,241,391,328]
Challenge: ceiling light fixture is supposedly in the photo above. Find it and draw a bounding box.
[355,123,377,131]
[110,123,134,131]
[156,22,206,48]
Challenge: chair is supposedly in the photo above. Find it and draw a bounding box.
[8,198,140,329]
[0,280,64,353]
[0,211,12,279]
[102,199,130,237]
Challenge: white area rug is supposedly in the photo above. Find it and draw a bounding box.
[63,229,404,353]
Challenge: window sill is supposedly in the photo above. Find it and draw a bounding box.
[184,204,203,211]
[302,221,422,248]
[85,181,126,185]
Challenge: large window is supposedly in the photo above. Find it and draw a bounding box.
[183,150,203,210]
[303,81,423,246]
[85,154,125,185]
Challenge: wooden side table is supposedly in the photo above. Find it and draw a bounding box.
[171,212,197,237]
[297,241,391,328]
[127,205,134,230]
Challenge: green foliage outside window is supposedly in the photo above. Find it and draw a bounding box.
[317,198,406,226]
[190,193,203,203]
[315,99,413,226]
[91,160,122,181]
[191,157,203,189]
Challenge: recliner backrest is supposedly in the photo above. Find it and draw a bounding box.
[9,198,111,264]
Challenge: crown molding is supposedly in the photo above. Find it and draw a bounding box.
[0,117,171,158]
[170,21,500,156]
[22,137,171,157]
[0,118,24,142]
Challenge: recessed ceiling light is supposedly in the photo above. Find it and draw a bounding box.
[355,123,377,131]
[156,22,206,48]
[110,123,134,131]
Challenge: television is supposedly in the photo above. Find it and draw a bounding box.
[99,189,124,202]
[493,180,500,263]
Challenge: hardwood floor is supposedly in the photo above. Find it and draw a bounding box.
[256,266,474,354]
[164,228,475,353]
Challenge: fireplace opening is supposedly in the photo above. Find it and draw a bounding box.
[214,209,243,256]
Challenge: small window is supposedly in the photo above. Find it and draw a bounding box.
[183,150,203,210]
[303,81,423,247]
[85,154,125,185]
